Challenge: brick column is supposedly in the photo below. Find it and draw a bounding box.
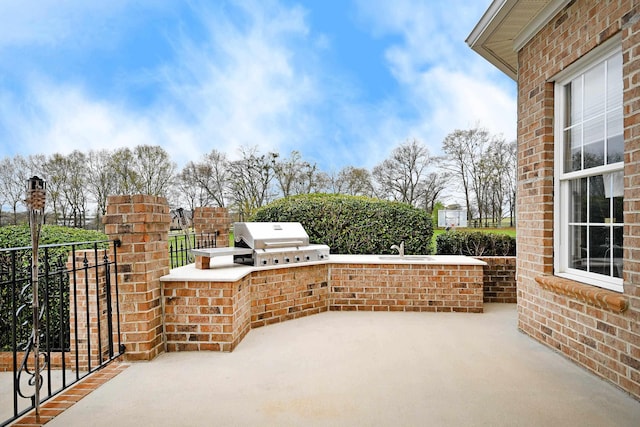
[68,249,114,371]
[103,195,171,361]
[193,207,231,248]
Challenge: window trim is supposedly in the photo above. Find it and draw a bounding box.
[553,39,624,293]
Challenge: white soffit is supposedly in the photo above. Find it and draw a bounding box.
[467,0,571,80]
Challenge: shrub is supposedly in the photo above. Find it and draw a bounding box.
[0,225,108,249]
[0,225,108,351]
[252,194,433,255]
[436,231,516,256]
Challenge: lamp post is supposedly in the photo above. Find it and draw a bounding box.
[26,176,46,417]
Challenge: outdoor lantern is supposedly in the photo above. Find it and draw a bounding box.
[26,175,46,417]
[26,176,46,212]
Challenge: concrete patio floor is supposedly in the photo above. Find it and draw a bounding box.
[45,304,639,427]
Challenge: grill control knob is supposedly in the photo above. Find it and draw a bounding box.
[274,259,279,264]
[319,254,324,259]
[285,258,290,263]
[295,256,300,262]
[305,255,310,261]
[262,260,267,265]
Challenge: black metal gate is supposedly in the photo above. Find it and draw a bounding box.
[1,240,124,426]
[169,232,219,268]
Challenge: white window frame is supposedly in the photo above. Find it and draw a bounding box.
[553,37,624,292]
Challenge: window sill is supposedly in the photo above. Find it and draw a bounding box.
[535,275,628,313]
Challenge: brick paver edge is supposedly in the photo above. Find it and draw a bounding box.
[9,360,129,427]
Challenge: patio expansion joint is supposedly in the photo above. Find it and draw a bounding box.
[9,360,129,427]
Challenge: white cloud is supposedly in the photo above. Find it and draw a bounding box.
[0,0,323,167]
[0,0,169,49]
[0,0,514,175]
[351,0,516,153]
[7,82,153,154]
[157,0,322,162]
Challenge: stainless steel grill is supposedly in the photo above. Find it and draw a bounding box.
[191,222,330,267]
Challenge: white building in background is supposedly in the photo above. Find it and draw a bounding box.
[437,210,467,228]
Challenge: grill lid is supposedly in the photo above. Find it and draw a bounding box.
[234,222,310,249]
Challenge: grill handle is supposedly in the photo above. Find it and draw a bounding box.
[263,240,305,247]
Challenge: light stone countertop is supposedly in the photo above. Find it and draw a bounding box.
[161,254,486,283]
[329,254,487,265]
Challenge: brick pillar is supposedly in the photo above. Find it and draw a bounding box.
[103,195,171,361]
[193,207,231,248]
[68,249,115,371]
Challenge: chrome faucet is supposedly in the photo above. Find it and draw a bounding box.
[390,241,405,257]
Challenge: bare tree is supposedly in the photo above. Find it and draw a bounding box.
[419,171,448,214]
[179,150,228,208]
[272,150,302,197]
[271,150,329,196]
[62,151,89,228]
[227,146,277,220]
[442,128,490,223]
[86,150,116,229]
[42,154,70,225]
[331,166,374,196]
[109,148,139,195]
[505,140,517,226]
[483,137,511,226]
[293,162,329,194]
[0,155,30,224]
[441,128,515,226]
[133,145,176,197]
[41,152,89,227]
[372,139,433,206]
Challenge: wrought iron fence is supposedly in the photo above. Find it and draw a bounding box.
[169,232,219,268]
[0,240,123,426]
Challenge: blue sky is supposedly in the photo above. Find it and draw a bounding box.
[0,0,515,172]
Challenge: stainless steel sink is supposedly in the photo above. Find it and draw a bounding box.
[378,255,434,261]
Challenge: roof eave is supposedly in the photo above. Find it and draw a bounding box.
[466,0,518,81]
[466,0,571,82]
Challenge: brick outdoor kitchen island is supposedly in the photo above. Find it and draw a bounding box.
[160,255,486,352]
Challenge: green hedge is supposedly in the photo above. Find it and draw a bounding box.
[1,225,108,351]
[252,194,433,255]
[0,225,108,249]
[436,231,516,256]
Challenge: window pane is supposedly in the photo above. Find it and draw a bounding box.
[569,225,587,271]
[607,108,623,164]
[589,226,609,274]
[607,53,623,109]
[613,226,623,278]
[589,175,607,223]
[569,178,587,222]
[584,116,605,168]
[564,126,582,172]
[613,195,623,223]
[567,80,582,125]
[584,63,605,120]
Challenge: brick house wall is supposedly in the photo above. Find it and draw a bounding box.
[517,0,640,398]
